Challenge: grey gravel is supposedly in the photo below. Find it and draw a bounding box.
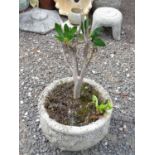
[19,0,135,154]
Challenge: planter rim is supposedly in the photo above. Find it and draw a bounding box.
[38,77,113,135]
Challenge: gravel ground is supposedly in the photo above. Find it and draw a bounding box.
[19,0,135,154]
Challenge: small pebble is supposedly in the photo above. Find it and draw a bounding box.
[21,82,24,86]
[24,112,28,116]
[116,62,119,66]
[114,104,120,109]
[110,54,114,58]
[28,92,31,97]
[119,127,123,131]
[32,76,39,80]
[115,97,118,101]
[20,100,24,104]
[38,58,42,61]
[36,119,40,122]
[121,31,125,35]
[123,124,127,130]
[29,87,32,91]
[115,89,120,93]
[92,70,97,74]
[126,73,130,77]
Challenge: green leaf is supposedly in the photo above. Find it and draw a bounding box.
[92,95,99,108]
[93,38,106,47]
[55,23,63,36]
[55,35,64,42]
[64,24,69,34]
[63,25,77,42]
[70,26,77,35]
[84,18,90,30]
[99,104,106,112]
[105,99,113,110]
[91,27,102,40]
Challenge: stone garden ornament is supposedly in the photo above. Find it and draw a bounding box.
[19,0,29,11]
[19,8,62,34]
[68,8,83,25]
[91,7,123,40]
[39,17,113,151]
[54,0,94,16]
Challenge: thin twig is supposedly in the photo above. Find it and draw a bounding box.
[69,45,79,81]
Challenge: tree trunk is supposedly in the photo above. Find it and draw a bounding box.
[73,77,83,99]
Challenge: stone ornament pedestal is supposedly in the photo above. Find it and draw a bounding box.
[92,7,123,40]
[19,8,63,34]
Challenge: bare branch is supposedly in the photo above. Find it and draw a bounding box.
[80,47,97,79]
[68,45,79,81]
[83,42,89,59]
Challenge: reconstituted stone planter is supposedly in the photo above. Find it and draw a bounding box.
[38,77,113,151]
[93,0,122,9]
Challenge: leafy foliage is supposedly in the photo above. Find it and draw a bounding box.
[92,95,113,114]
[55,23,77,44]
[55,18,106,47]
[91,27,106,47]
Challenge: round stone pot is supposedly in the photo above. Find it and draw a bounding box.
[68,8,83,25]
[38,77,113,151]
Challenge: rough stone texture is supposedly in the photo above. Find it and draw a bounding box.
[19,8,63,34]
[91,7,123,40]
[93,0,122,9]
[39,77,113,151]
[19,0,135,154]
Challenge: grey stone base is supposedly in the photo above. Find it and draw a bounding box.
[19,8,63,34]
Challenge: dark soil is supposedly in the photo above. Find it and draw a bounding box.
[44,82,106,126]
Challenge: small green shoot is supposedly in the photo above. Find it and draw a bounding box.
[92,95,113,114]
